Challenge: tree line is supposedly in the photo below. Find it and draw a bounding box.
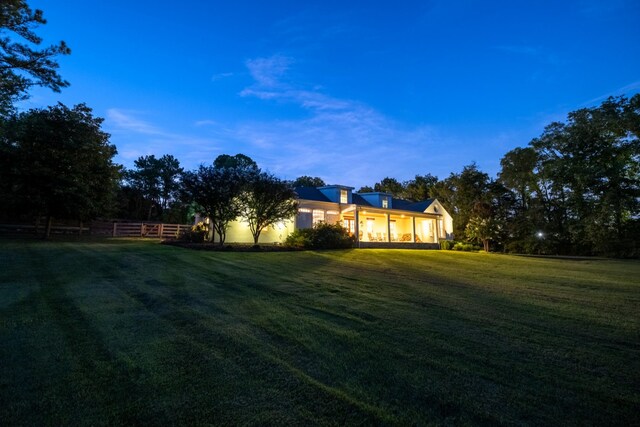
[1,1,638,256]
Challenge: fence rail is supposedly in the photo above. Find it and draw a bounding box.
[0,221,190,239]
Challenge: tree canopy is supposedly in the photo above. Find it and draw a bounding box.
[1,103,119,236]
[0,0,70,115]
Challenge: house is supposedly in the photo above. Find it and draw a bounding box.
[214,184,454,247]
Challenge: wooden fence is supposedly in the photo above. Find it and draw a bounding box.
[90,222,190,238]
[0,220,190,239]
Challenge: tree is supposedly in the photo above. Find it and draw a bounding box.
[531,95,640,256]
[181,165,244,245]
[124,154,183,220]
[239,172,298,245]
[432,163,491,238]
[465,215,500,252]
[0,0,70,115]
[357,185,374,193]
[213,153,258,171]
[403,174,438,201]
[292,175,325,187]
[373,177,404,197]
[2,103,119,237]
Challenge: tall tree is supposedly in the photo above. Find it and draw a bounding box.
[213,153,258,171]
[292,175,325,187]
[3,103,119,237]
[432,163,491,238]
[0,0,70,115]
[373,177,404,197]
[531,95,640,255]
[403,174,438,201]
[181,166,244,245]
[124,154,183,220]
[239,172,298,245]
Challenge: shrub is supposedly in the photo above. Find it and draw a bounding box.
[285,222,355,249]
[178,221,207,243]
[453,242,480,251]
[440,240,454,250]
[284,228,314,249]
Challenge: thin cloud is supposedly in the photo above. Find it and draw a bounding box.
[105,109,221,167]
[579,80,640,106]
[228,54,456,186]
[211,72,233,81]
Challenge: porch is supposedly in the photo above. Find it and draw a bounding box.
[341,207,444,244]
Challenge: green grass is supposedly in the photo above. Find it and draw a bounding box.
[1,239,638,425]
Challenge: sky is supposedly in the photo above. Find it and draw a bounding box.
[21,0,640,188]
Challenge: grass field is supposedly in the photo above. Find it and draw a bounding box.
[0,239,638,425]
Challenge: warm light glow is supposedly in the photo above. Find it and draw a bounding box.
[299,208,311,213]
[326,210,339,215]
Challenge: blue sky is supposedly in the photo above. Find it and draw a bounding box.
[23,0,640,188]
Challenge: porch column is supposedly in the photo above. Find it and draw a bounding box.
[435,217,440,243]
[411,216,416,242]
[386,214,391,242]
[354,209,360,243]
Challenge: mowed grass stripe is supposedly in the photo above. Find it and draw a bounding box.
[1,239,638,425]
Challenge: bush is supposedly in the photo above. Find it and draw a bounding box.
[453,242,480,251]
[178,221,207,243]
[285,222,355,249]
[440,240,454,250]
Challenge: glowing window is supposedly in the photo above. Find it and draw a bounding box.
[366,218,375,233]
[381,197,389,208]
[312,209,325,225]
[340,189,348,203]
[298,208,311,213]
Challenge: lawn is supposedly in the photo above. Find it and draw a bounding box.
[0,239,638,425]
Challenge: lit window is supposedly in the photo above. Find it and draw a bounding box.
[340,189,348,203]
[298,208,311,213]
[312,209,325,225]
[366,218,375,233]
[382,197,389,208]
[326,210,339,215]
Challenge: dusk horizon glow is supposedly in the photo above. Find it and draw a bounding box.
[22,0,640,188]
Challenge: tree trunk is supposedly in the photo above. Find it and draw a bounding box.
[253,232,260,245]
[79,220,83,236]
[44,215,53,239]
[483,239,489,252]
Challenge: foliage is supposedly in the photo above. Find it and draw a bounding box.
[431,163,491,238]
[122,154,183,220]
[0,103,119,236]
[181,165,244,245]
[403,174,438,201]
[285,222,355,249]
[178,221,207,243]
[212,153,258,171]
[439,240,454,250]
[239,171,298,245]
[465,214,500,252]
[0,0,70,116]
[373,177,404,197]
[453,242,480,251]
[291,175,325,187]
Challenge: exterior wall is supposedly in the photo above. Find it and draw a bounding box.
[422,200,454,240]
[215,218,294,244]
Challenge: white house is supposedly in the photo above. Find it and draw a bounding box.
[211,185,454,247]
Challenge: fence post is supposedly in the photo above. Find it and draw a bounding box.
[159,223,164,238]
[112,222,117,237]
[141,223,144,237]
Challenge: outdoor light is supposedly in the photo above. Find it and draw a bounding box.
[537,231,544,238]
